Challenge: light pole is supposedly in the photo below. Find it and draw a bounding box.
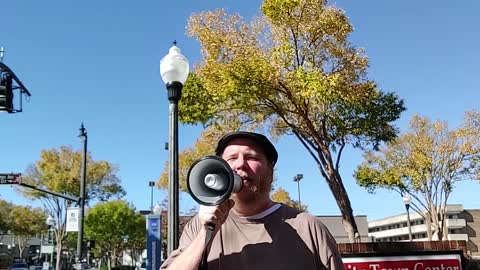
[77,123,87,267]
[149,181,155,211]
[46,215,56,266]
[403,194,413,241]
[160,41,189,255]
[293,174,303,209]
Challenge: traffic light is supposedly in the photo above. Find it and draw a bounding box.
[0,74,14,113]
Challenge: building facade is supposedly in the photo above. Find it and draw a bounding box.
[317,215,370,243]
[368,204,479,256]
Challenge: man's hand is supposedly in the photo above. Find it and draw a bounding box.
[198,199,235,228]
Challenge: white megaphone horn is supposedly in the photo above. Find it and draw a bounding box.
[187,155,242,206]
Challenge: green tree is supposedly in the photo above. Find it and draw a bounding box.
[178,0,405,241]
[20,146,125,270]
[355,111,480,240]
[8,205,47,258]
[271,187,308,211]
[84,200,144,270]
[123,214,146,268]
[0,199,13,236]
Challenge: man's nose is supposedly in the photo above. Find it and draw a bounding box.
[232,156,247,171]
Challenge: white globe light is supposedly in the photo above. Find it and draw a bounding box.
[46,215,55,226]
[160,45,189,84]
[402,194,412,205]
[152,203,162,215]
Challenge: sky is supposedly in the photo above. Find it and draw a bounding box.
[1,1,479,222]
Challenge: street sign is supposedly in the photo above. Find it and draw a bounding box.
[0,173,21,184]
[40,245,53,254]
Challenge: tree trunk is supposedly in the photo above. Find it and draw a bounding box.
[111,250,117,268]
[437,208,448,241]
[326,169,359,243]
[55,243,62,270]
[18,246,25,259]
[16,237,27,259]
[426,212,433,240]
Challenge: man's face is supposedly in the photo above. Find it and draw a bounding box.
[221,138,273,204]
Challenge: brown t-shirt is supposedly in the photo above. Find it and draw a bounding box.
[161,204,344,270]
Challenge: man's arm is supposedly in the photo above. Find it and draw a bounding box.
[162,199,235,270]
[163,227,208,270]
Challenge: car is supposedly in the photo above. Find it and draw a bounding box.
[9,262,29,270]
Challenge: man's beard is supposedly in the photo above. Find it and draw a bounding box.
[232,173,272,205]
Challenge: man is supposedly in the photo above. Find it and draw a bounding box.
[161,131,344,270]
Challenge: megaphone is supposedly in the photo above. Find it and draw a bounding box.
[187,155,242,206]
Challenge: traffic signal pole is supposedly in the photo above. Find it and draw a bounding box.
[0,173,80,204]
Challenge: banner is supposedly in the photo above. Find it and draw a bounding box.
[66,207,79,232]
[146,214,162,270]
[343,254,462,270]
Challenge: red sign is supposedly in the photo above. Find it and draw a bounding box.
[343,254,462,270]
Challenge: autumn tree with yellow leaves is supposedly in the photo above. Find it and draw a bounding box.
[20,146,125,270]
[171,0,405,242]
[355,111,480,240]
[271,187,308,211]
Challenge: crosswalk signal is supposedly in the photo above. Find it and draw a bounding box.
[0,74,13,113]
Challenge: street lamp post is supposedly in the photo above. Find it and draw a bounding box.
[403,194,413,241]
[149,181,155,211]
[46,215,56,267]
[77,124,87,267]
[160,42,189,255]
[293,174,303,209]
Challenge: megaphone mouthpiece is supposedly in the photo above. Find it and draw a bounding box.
[204,173,228,191]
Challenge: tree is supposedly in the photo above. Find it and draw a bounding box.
[84,200,144,270]
[0,199,13,237]
[8,205,47,258]
[271,187,308,211]
[20,146,125,270]
[123,214,146,268]
[355,111,480,240]
[179,0,405,241]
[158,121,249,190]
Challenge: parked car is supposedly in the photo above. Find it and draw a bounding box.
[9,262,29,270]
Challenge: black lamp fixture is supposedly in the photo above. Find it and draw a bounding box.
[160,41,189,255]
[402,193,413,241]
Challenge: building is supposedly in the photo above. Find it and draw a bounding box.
[367,204,480,256]
[317,215,370,243]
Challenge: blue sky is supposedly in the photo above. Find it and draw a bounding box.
[1,1,479,221]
